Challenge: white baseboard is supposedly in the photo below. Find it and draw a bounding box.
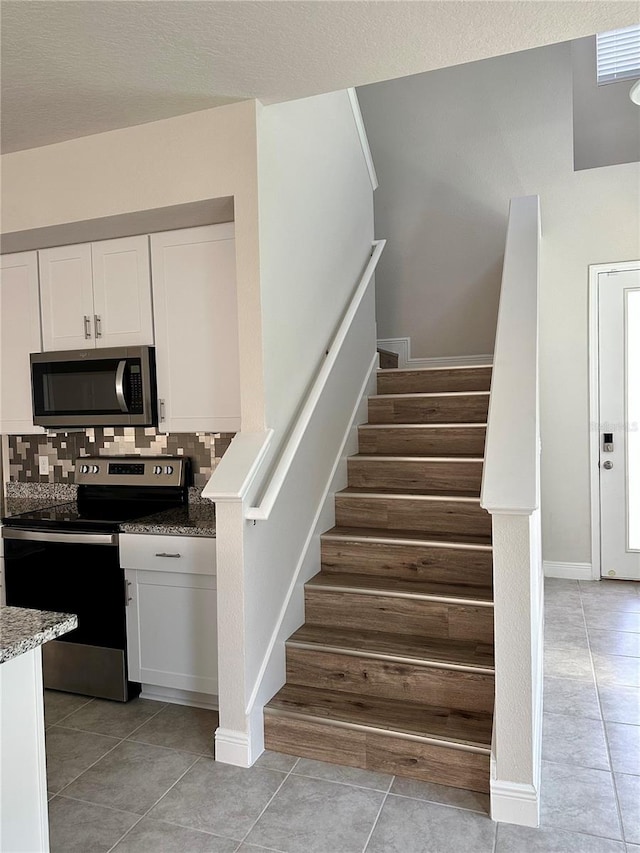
[140,684,218,710]
[215,728,253,767]
[377,337,492,369]
[543,561,593,580]
[490,778,540,827]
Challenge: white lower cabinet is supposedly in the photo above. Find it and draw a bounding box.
[120,534,217,699]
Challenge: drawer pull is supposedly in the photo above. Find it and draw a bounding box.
[155,552,181,558]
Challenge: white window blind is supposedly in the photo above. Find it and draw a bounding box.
[596,24,640,85]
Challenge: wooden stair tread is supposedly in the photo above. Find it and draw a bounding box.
[307,571,493,604]
[351,454,484,461]
[359,422,487,427]
[289,624,495,669]
[266,685,493,749]
[322,525,492,548]
[370,391,490,399]
[339,486,482,500]
[377,365,492,373]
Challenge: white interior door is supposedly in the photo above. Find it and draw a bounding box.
[599,265,640,581]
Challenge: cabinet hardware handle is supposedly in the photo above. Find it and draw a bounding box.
[155,552,181,558]
[159,398,166,422]
[84,315,92,338]
[124,579,132,606]
[94,314,102,337]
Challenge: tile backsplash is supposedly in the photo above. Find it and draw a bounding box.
[7,428,234,487]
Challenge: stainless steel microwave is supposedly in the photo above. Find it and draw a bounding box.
[30,346,157,428]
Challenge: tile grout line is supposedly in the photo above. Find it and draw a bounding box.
[48,699,208,849]
[359,775,394,853]
[233,758,300,850]
[45,694,95,728]
[50,698,173,797]
[104,753,203,853]
[361,789,389,853]
[579,583,627,844]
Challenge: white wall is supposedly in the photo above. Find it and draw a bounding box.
[357,43,640,565]
[257,90,375,438]
[207,90,375,761]
[0,101,266,432]
[572,36,640,171]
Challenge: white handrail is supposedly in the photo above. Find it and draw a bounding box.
[246,239,386,521]
[481,196,541,515]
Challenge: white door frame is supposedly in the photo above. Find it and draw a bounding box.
[588,260,640,581]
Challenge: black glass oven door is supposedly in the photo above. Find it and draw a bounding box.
[3,531,126,650]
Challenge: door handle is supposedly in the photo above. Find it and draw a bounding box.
[603,460,613,470]
[115,360,129,413]
[84,315,92,339]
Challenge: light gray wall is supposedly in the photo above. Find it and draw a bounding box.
[358,42,640,566]
[572,36,640,171]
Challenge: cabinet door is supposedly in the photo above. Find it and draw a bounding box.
[92,236,154,348]
[125,568,218,696]
[0,252,44,433]
[39,244,94,350]
[151,224,241,433]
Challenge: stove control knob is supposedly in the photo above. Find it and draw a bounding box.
[164,465,174,475]
[153,465,163,475]
[91,465,99,474]
[80,464,89,474]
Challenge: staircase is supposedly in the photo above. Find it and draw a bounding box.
[264,364,494,794]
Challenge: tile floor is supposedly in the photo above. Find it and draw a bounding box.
[44,578,640,852]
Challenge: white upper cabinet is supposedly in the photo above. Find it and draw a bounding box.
[39,243,94,351]
[0,251,44,434]
[91,236,154,348]
[39,236,153,351]
[151,224,241,433]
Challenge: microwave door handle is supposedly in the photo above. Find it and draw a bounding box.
[115,360,129,413]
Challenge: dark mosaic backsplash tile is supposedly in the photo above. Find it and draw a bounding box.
[7,429,234,488]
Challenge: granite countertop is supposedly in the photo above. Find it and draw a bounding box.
[0,606,78,664]
[2,483,215,538]
[2,496,70,519]
[120,501,216,537]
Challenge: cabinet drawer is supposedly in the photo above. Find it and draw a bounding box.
[119,533,216,575]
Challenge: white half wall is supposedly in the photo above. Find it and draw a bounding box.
[357,42,640,566]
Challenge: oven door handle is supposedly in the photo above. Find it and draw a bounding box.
[2,529,118,546]
[115,360,129,414]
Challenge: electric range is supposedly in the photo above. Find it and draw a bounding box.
[2,456,190,701]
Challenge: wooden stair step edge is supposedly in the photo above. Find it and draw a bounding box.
[376,365,492,395]
[356,424,487,458]
[288,624,495,669]
[368,392,490,425]
[334,490,492,538]
[320,530,493,588]
[347,455,483,494]
[305,571,494,605]
[264,685,491,793]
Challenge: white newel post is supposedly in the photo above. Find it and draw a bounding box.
[489,511,543,826]
[481,195,542,826]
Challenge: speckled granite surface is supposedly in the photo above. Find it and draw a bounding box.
[120,502,216,537]
[6,482,78,501]
[0,607,78,664]
[2,483,215,537]
[2,496,70,519]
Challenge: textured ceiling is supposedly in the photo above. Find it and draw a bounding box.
[1,0,638,153]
